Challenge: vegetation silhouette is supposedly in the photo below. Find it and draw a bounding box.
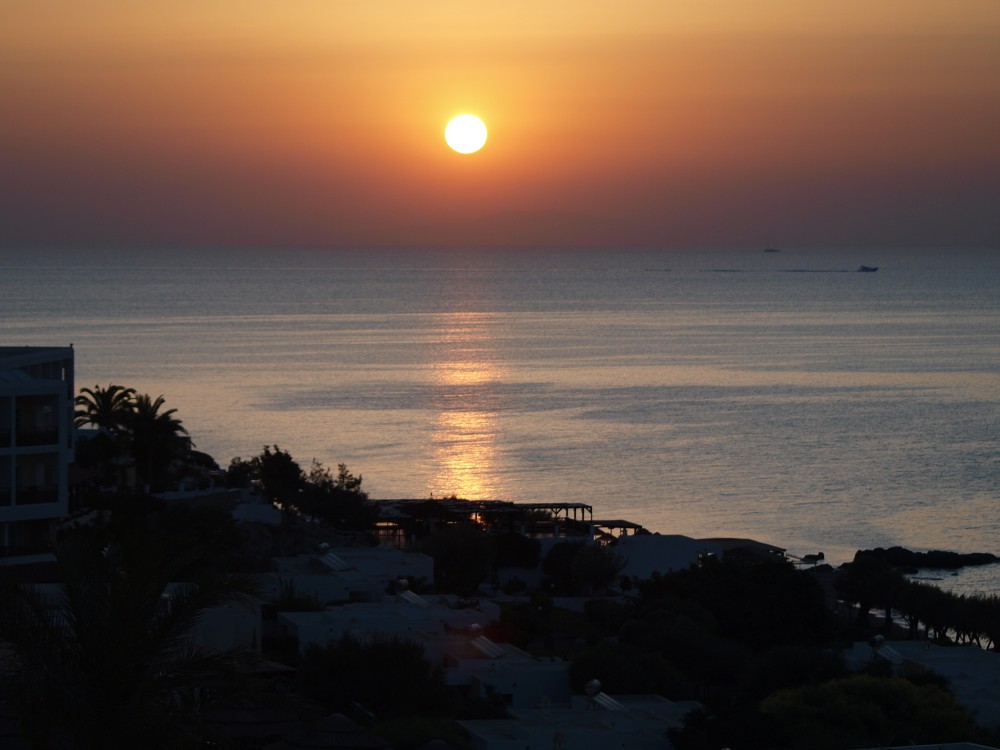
[0,508,260,749]
[761,674,977,750]
[129,393,193,490]
[837,552,1000,649]
[74,384,194,492]
[227,446,375,532]
[22,385,1000,748]
[73,383,136,485]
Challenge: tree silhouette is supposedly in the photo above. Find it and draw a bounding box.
[836,553,907,633]
[74,384,136,484]
[228,445,304,505]
[127,393,192,491]
[760,675,977,750]
[300,460,375,530]
[297,634,449,721]
[227,448,374,530]
[73,383,136,432]
[0,519,260,749]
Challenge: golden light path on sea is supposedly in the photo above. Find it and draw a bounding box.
[429,312,506,500]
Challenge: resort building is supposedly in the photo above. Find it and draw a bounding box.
[0,346,75,558]
[277,590,500,656]
[443,634,572,710]
[268,546,435,605]
[613,534,724,579]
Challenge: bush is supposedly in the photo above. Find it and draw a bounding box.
[542,542,624,595]
[494,533,541,569]
[297,634,449,721]
[569,643,692,700]
[419,525,495,596]
[761,675,978,750]
[583,598,631,635]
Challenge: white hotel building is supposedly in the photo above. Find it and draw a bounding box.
[0,346,75,555]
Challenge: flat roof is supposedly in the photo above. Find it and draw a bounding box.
[374,499,594,519]
[0,345,73,361]
[594,519,646,529]
[699,537,787,554]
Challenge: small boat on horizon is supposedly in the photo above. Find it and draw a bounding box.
[857,265,878,272]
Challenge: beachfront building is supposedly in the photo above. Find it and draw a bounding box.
[613,534,724,580]
[268,546,435,605]
[443,633,572,709]
[277,591,500,656]
[0,346,75,559]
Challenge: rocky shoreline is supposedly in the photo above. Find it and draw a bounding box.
[854,546,1000,573]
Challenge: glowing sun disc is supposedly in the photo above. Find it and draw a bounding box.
[445,114,487,154]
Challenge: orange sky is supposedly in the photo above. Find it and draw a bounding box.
[2,1,998,248]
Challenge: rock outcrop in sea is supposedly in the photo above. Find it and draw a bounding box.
[854,546,1000,572]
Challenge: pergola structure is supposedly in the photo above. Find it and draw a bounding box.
[592,519,647,542]
[475,502,593,536]
[372,499,595,546]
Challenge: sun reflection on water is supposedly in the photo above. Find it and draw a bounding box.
[429,313,506,500]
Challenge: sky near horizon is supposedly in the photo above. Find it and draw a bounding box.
[2,1,998,249]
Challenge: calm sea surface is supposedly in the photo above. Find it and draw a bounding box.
[2,247,998,592]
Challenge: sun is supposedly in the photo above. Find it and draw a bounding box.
[445,114,487,154]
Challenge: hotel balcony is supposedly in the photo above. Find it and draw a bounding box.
[14,428,60,448]
[13,485,60,505]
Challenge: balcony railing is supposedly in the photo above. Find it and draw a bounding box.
[0,542,53,558]
[15,486,60,505]
[14,429,60,447]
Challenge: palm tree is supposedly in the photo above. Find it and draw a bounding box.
[74,384,136,485]
[0,521,260,749]
[128,394,192,491]
[73,384,136,431]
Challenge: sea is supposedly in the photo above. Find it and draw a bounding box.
[2,246,998,594]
